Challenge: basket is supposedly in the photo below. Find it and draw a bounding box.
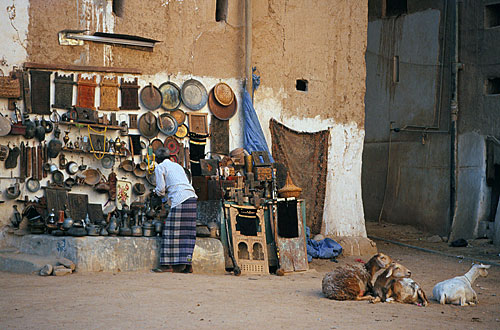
[278,172,302,198]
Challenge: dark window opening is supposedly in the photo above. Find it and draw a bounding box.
[485,4,500,28]
[216,0,228,22]
[112,0,124,17]
[296,79,308,92]
[486,78,500,94]
[385,0,407,17]
[277,200,299,238]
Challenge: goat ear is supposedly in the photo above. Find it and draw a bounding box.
[483,264,491,269]
[385,268,393,278]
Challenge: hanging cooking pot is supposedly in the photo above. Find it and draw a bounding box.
[157,113,178,136]
[24,118,35,139]
[159,81,182,111]
[139,83,163,110]
[34,118,46,142]
[66,161,79,175]
[181,79,208,110]
[0,113,11,137]
[52,170,64,185]
[133,182,146,195]
[41,117,53,133]
[64,177,76,188]
[82,168,100,186]
[26,178,41,193]
[138,112,159,139]
[101,154,115,169]
[119,159,134,172]
[133,163,147,178]
[47,139,63,158]
[5,183,20,199]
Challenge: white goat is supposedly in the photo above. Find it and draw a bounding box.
[432,264,491,306]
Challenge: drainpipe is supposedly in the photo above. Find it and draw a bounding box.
[245,0,252,94]
[449,0,462,237]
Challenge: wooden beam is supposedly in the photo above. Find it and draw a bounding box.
[24,62,141,74]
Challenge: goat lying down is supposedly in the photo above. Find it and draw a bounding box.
[432,264,491,306]
[389,278,429,306]
[322,253,392,300]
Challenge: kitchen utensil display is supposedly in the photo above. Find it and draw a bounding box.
[159,81,182,111]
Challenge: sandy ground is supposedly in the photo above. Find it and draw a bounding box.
[1,222,499,329]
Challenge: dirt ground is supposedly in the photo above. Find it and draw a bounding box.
[1,222,499,329]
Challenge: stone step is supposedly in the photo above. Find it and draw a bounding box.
[2,234,225,274]
[0,249,57,275]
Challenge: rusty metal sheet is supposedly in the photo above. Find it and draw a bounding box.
[76,74,97,110]
[99,76,119,111]
[53,73,75,110]
[30,70,52,115]
[88,203,104,223]
[120,78,140,110]
[45,188,68,214]
[210,115,229,155]
[272,200,309,273]
[68,193,89,221]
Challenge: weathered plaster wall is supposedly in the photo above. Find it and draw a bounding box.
[0,0,30,230]
[0,0,368,238]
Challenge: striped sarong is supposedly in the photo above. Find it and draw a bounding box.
[160,197,197,266]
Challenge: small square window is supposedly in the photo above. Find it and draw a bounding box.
[485,4,500,28]
[296,79,308,92]
[486,78,500,95]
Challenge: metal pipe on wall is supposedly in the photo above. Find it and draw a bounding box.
[449,0,461,237]
[245,0,252,94]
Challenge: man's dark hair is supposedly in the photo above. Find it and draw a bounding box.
[155,147,171,163]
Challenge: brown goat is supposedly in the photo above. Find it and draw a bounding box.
[322,253,393,300]
[370,262,412,303]
[389,278,429,306]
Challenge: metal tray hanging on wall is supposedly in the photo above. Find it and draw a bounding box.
[52,73,75,110]
[138,112,159,139]
[140,83,162,110]
[159,81,182,111]
[181,79,208,111]
[157,113,178,136]
[170,109,186,125]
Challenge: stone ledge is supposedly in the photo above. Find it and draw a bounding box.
[327,236,378,256]
[3,234,225,274]
[0,250,57,274]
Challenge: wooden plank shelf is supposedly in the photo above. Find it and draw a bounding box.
[58,121,123,131]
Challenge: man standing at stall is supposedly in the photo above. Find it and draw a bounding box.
[151,148,198,273]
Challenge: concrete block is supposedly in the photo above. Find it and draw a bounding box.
[192,238,225,275]
[328,236,378,256]
[0,250,56,274]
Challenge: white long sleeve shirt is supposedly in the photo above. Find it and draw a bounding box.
[153,159,197,208]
